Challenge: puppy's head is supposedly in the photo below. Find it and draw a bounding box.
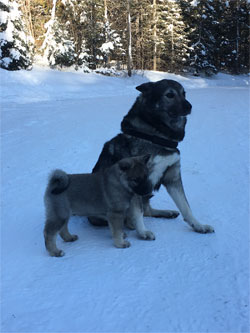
[118,154,152,196]
[136,79,192,118]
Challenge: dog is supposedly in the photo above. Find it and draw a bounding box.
[44,155,155,257]
[89,79,214,234]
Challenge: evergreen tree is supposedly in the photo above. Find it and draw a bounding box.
[99,0,123,68]
[105,1,132,72]
[0,0,248,75]
[187,0,218,76]
[219,0,249,74]
[0,0,33,70]
[131,0,154,70]
[156,0,191,72]
[29,0,52,50]
[42,0,89,69]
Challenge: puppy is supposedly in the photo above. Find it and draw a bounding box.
[44,155,154,257]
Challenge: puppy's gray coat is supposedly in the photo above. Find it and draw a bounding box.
[44,155,154,257]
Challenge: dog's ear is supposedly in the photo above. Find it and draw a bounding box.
[141,154,151,165]
[119,159,132,171]
[136,82,154,94]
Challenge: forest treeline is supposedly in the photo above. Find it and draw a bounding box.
[0,0,249,76]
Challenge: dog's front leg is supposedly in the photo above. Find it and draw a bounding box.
[143,196,179,219]
[163,163,214,234]
[127,195,156,240]
[107,212,130,248]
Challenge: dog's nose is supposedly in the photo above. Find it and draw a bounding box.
[184,100,192,114]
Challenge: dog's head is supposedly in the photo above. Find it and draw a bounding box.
[118,154,153,196]
[136,79,192,118]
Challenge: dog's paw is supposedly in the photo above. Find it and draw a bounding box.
[115,240,131,248]
[139,230,156,240]
[168,210,180,219]
[194,224,215,234]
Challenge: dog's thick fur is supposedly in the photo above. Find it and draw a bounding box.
[44,155,155,257]
[90,79,214,234]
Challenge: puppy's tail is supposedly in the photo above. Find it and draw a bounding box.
[47,169,70,195]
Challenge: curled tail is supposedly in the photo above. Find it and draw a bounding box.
[47,169,70,195]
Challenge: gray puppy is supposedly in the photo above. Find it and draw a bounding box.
[44,155,154,257]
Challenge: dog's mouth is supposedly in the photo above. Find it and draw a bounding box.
[169,112,188,119]
[168,100,192,118]
[169,108,191,118]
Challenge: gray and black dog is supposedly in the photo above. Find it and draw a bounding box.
[90,79,214,234]
[44,155,155,257]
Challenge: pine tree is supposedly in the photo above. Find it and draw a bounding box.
[131,0,154,70]
[0,0,33,70]
[106,1,132,73]
[29,0,52,49]
[219,0,249,74]
[186,0,218,76]
[156,0,191,72]
[99,0,122,67]
[41,0,89,69]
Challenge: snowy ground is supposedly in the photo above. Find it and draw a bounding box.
[0,67,249,333]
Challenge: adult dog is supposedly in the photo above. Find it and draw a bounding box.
[90,79,214,234]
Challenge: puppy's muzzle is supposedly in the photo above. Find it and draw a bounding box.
[133,178,153,196]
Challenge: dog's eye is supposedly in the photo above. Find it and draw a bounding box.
[166,93,175,98]
[183,91,186,97]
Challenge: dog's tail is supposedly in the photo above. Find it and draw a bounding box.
[47,169,70,195]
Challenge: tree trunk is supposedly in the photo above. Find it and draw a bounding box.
[235,0,240,74]
[153,0,157,71]
[127,0,132,77]
[171,19,174,72]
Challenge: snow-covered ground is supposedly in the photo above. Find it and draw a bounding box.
[1,66,249,333]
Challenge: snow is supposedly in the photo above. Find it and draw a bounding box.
[100,41,114,52]
[1,66,249,332]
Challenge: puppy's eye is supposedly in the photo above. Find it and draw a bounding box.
[183,91,186,97]
[166,92,175,98]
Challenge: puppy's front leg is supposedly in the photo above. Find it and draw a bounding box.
[107,212,131,248]
[128,195,155,240]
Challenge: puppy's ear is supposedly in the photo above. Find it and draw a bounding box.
[142,154,151,165]
[136,82,154,94]
[119,159,132,171]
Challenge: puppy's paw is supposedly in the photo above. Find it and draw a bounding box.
[50,249,65,257]
[125,220,135,230]
[114,240,131,248]
[68,234,78,242]
[139,230,155,240]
